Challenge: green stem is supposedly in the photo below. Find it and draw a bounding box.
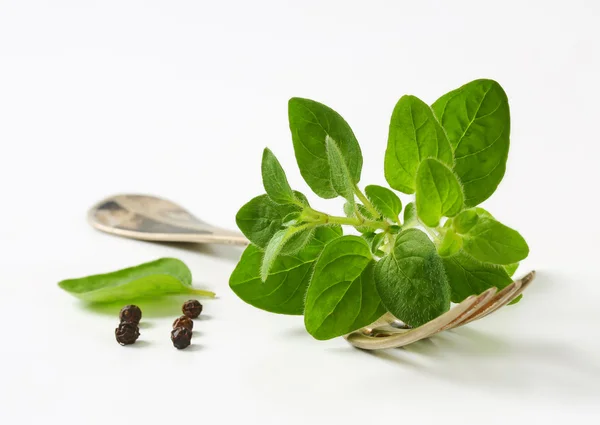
[354,186,380,217]
[304,207,388,231]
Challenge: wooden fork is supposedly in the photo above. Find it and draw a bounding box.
[344,271,535,350]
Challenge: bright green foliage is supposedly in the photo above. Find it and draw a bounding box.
[230,227,342,315]
[288,97,362,199]
[442,251,513,303]
[384,95,453,193]
[374,229,450,327]
[236,193,307,248]
[326,135,356,203]
[452,209,529,265]
[59,258,214,303]
[432,79,510,207]
[415,158,464,227]
[365,185,402,223]
[261,148,297,205]
[231,79,530,342]
[304,236,386,340]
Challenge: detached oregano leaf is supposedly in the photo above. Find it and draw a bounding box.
[453,209,529,265]
[374,228,450,327]
[415,158,464,227]
[384,95,453,194]
[365,185,402,223]
[442,250,513,303]
[261,148,297,205]
[432,79,510,207]
[288,98,362,199]
[236,192,307,248]
[304,235,386,340]
[58,258,214,303]
[326,135,356,203]
[229,226,342,315]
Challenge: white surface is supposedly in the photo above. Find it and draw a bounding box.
[1,1,599,423]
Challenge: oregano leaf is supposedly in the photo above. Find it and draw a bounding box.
[384,95,453,194]
[304,235,386,340]
[229,226,342,315]
[415,158,464,227]
[288,98,362,199]
[432,79,510,207]
[374,228,450,327]
[261,148,297,205]
[326,135,356,203]
[365,185,402,223]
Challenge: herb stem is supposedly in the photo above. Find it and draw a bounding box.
[354,185,380,217]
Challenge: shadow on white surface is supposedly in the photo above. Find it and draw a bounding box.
[80,296,217,318]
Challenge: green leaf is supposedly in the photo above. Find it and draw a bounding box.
[442,251,513,303]
[261,148,297,205]
[281,211,302,227]
[261,226,310,281]
[384,95,453,194]
[508,295,523,305]
[58,258,214,303]
[229,227,342,315]
[374,228,450,327]
[370,232,386,254]
[304,235,386,340]
[432,79,510,207]
[325,135,356,203]
[236,193,307,248]
[403,202,417,226]
[453,209,529,265]
[365,185,402,223]
[288,98,362,199]
[504,262,519,277]
[280,227,315,255]
[437,228,463,257]
[415,158,464,227]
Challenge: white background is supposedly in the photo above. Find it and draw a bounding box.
[1,1,599,423]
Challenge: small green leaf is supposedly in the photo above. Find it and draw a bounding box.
[508,294,523,305]
[374,228,450,327]
[280,227,315,255]
[236,193,307,248]
[504,262,519,277]
[370,232,386,254]
[261,148,297,205]
[365,185,402,223]
[281,211,302,227]
[416,158,464,227]
[403,202,417,226]
[58,258,214,303]
[261,226,310,281]
[325,135,356,203]
[437,228,463,257]
[304,235,386,340]
[229,227,342,315]
[453,209,529,265]
[384,95,453,194]
[432,79,510,207]
[442,251,513,303]
[288,98,362,199]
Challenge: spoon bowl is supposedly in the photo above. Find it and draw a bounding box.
[88,194,249,246]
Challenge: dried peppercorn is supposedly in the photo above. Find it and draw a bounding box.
[171,326,192,349]
[115,321,140,345]
[173,315,194,331]
[119,305,142,324]
[182,299,202,318]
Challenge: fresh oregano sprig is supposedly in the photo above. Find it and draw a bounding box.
[229,79,530,341]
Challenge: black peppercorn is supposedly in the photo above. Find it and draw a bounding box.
[119,305,142,324]
[115,321,140,345]
[182,299,202,318]
[171,326,192,349]
[173,315,194,331]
